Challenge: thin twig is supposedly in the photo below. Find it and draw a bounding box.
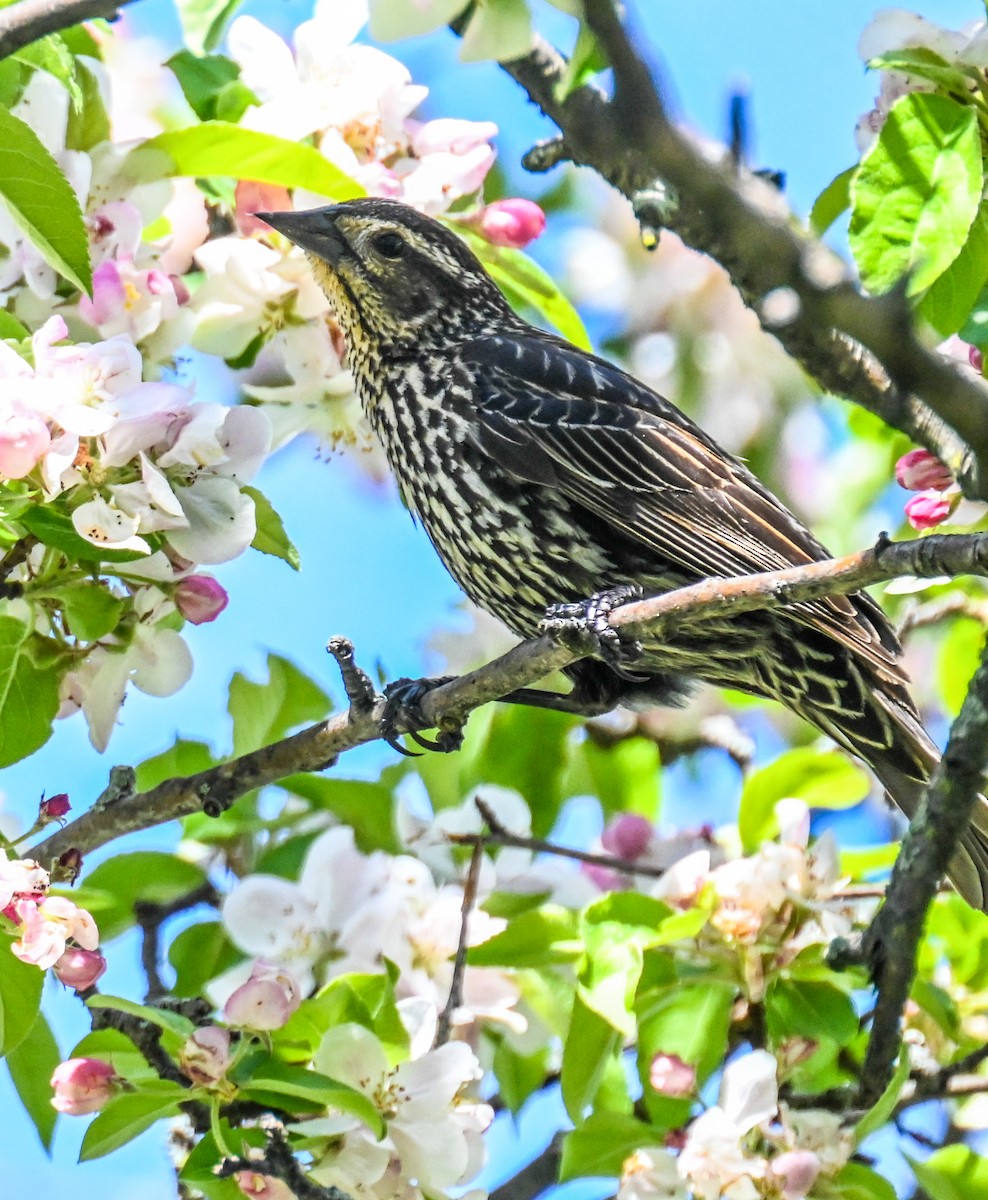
[215,1120,349,1200]
[134,881,220,1004]
[28,531,988,867]
[435,835,485,1047]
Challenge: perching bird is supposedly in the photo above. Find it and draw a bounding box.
[258,198,988,911]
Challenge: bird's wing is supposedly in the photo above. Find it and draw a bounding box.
[460,332,903,674]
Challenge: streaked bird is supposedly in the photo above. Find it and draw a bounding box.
[258,198,988,910]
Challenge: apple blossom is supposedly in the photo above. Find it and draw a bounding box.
[768,1150,821,1200]
[905,488,957,530]
[53,947,107,990]
[895,448,953,492]
[0,852,49,910]
[618,1148,687,1200]
[224,961,303,1029]
[11,894,100,969]
[51,1058,118,1115]
[179,1026,232,1085]
[0,402,51,478]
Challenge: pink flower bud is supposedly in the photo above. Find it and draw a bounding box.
[0,407,50,479]
[40,793,70,822]
[970,345,984,373]
[180,1025,232,1085]
[175,575,229,625]
[895,449,953,492]
[581,861,624,891]
[904,488,955,530]
[770,1150,822,1200]
[237,1171,295,1200]
[648,1052,696,1097]
[478,199,546,249]
[601,813,653,860]
[50,1057,117,1114]
[53,948,106,991]
[224,962,301,1030]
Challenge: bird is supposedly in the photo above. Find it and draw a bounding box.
[257,197,988,911]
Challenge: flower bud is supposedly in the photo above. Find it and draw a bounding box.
[770,1150,822,1200]
[478,199,546,249]
[180,1025,232,1085]
[50,1057,117,1114]
[971,344,984,373]
[53,948,106,991]
[40,793,70,823]
[895,449,953,492]
[0,408,50,479]
[175,575,229,625]
[904,488,955,531]
[236,1171,295,1200]
[224,962,301,1030]
[648,1052,696,1097]
[601,813,653,860]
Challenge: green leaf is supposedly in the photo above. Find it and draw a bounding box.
[559,1111,655,1180]
[492,1039,550,1115]
[459,0,534,62]
[65,60,110,151]
[920,204,988,337]
[561,991,621,1122]
[369,0,468,41]
[86,995,196,1040]
[135,738,215,791]
[908,1146,988,1200]
[229,654,331,757]
[276,972,408,1064]
[810,166,855,236]
[129,123,366,202]
[854,1052,910,1145]
[80,1086,188,1160]
[849,93,982,295]
[0,105,91,293]
[830,1161,898,1200]
[238,1061,385,1135]
[477,240,592,350]
[841,841,900,878]
[739,748,869,852]
[74,852,207,942]
[12,35,81,108]
[280,775,400,853]
[766,979,859,1048]
[181,1122,264,1198]
[960,280,988,350]
[167,51,258,124]
[243,485,300,570]
[168,920,240,997]
[0,936,44,1056]
[637,981,734,1091]
[938,617,985,715]
[868,47,977,95]
[0,616,61,766]
[556,21,608,99]
[0,309,28,338]
[70,1029,160,1084]
[19,504,153,564]
[466,907,581,968]
[6,1012,60,1150]
[175,0,245,56]
[60,582,124,641]
[581,736,660,819]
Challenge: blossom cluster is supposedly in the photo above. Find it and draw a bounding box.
[0,847,104,985]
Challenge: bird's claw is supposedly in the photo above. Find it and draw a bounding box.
[380,676,464,757]
[539,586,648,682]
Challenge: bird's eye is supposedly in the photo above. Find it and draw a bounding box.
[373,232,406,259]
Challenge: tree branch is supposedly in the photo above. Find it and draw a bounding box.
[474,1,988,494]
[0,0,136,59]
[215,1121,348,1200]
[28,531,988,867]
[855,639,988,1105]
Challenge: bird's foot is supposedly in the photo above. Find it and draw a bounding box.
[539,586,647,682]
[380,676,464,757]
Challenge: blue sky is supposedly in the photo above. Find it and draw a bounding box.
[0,1,980,1195]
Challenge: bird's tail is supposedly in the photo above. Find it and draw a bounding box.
[866,722,988,913]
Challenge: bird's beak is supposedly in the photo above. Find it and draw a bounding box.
[254,206,349,265]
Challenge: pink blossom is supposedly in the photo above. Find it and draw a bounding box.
[770,1150,822,1200]
[50,1058,117,1114]
[175,575,229,624]
[236,180,292,236]
[970,345,984,373]
[0,403,51,478]
[904,488,955,530]
[477,199,546,249]
[649,1052,696,1097]
[602,813,654,860]
[39,792,70,822]
[53,948,106,990]
[12,894,99,969]
[224,961,302,1029]
[236,1171,295,1200]
[180,1025,232,1085]
[411,118,498,158]
[895,449,953,492]
[78,258,181,342]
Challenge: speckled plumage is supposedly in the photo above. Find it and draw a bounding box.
[260,198,988,910]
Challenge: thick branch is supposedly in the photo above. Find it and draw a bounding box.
[478,2,986,493]
[0,0,135,58]
[29,531,988,866]
[857,640,988,1105]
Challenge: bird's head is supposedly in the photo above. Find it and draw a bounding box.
[256,199,512,356]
